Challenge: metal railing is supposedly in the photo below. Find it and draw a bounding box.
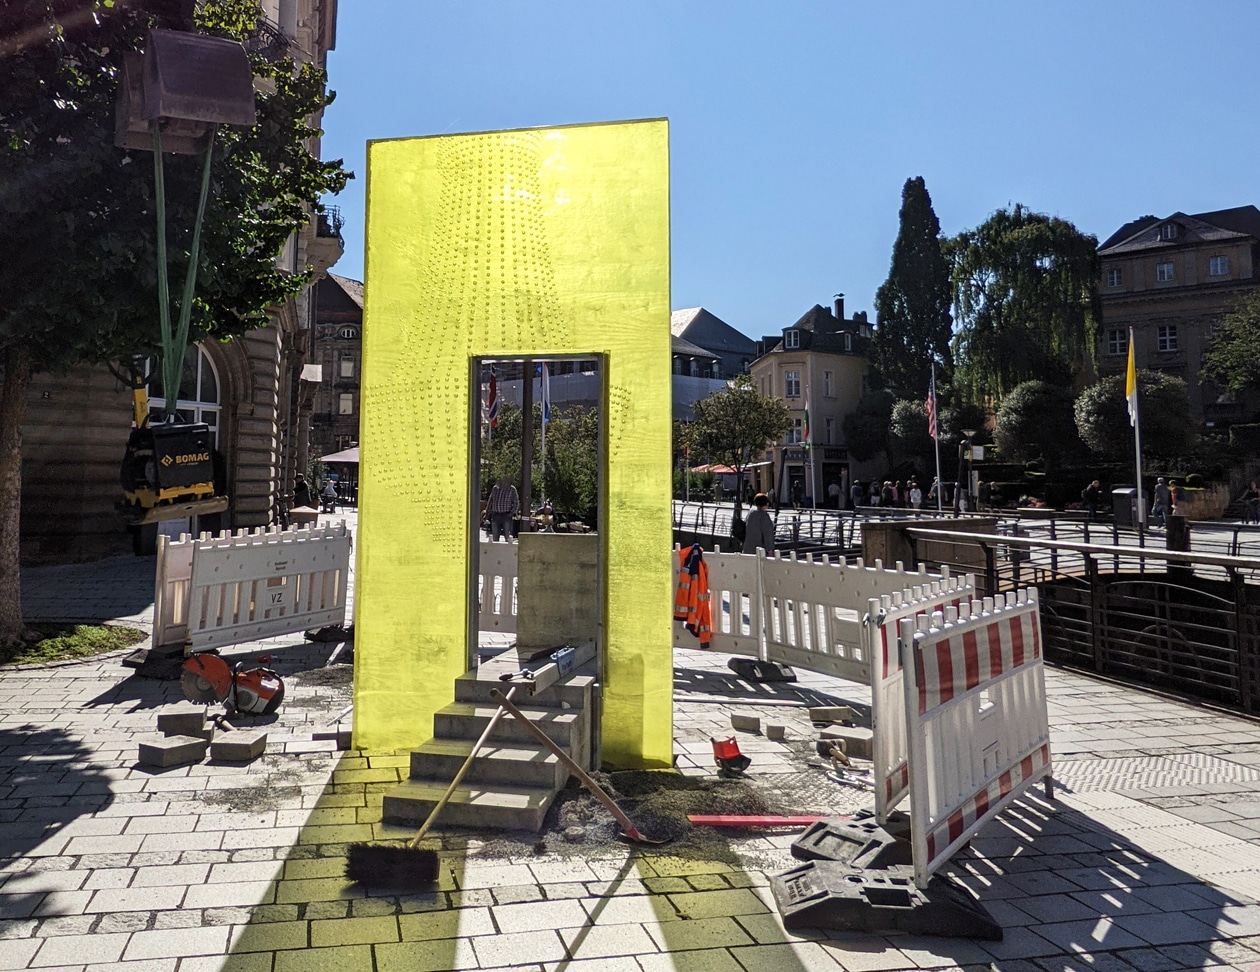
[899,525,1260,714]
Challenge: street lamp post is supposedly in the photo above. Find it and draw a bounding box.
[955,428,977,515]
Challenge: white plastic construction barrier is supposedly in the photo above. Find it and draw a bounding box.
[864,574,976,824]
[671,544,955,683]
[676,548,763,656]
[163,523,351,652]
[153,533,195,650]
[899,589,1052,888]
[478,542,518,634]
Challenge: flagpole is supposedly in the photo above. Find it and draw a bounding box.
[1127,327,1145,530]
[931,362,943,513]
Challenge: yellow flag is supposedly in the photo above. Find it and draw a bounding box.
[1125,328,1138,428]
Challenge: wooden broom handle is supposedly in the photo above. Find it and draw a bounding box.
[489,688,642,839]
[409,685,517,849]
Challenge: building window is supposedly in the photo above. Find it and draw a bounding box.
[1157,325,1178,352]
[338,393,354,416]
[788,418,802,444]
[673,357,685,375]
[710,361,720,378]
[825,417,834,445]
[784,330,800,349]
[1156,262,1175,282]
[339,326,357,339]
[1106,268,1122,288]
[1106,328,1128,356]
[784,370,800,398]
[823,370,833,397]
[1160,222,1179,241]
[1210,255,1230,277]
[340,356,354,379]
[147,345,221,444]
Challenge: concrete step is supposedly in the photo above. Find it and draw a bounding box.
[409,739,567,790]
[434,702,579,747]
[381,778,556,832]
[454,671,595,709]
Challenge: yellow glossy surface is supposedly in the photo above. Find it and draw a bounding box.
[355,120,673,766]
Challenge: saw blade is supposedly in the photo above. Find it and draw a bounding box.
[180,653,232,704]
[180,666,221,704]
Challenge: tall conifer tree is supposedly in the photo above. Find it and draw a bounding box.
[872,177,953,397]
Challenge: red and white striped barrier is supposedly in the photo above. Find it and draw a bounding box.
[899,589,1052,888]
[864,575,976,825]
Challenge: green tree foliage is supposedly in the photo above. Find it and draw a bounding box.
[1202,291,1260,396]
[993,380,1081,470]
[841,388,896,463]
[873,177,953,396]
[889,398,933,472]
[1074,371,1196,460]
[950,205,1100,402]
[1,0,349,370]
[690,375,791,519]
[481,403,600,525]
[542,407,599,524]
[0,0,350,642]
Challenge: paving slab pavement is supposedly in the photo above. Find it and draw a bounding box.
[6,520,1260,970]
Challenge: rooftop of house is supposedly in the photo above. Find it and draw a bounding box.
[324,273,364,309]
[670,335,718,360]
[1099,205,1260,255]
[670,307,757,354]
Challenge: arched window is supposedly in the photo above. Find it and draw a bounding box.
[339,326,358,339]
[148,345,221,444]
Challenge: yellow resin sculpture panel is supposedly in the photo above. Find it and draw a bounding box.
[355,120,673,767]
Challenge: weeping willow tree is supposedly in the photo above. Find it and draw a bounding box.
[949,205,1100,403]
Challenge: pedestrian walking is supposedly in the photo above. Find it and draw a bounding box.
[1152,477,1170,528]
[1242,481,1260,525]
[827,481,841,509]
[850,480,864,509]
[909,483,922,510]
[742,493,776,555]
[292,473,313,509]
[1082,480,1102,522]
[487,475,519,542]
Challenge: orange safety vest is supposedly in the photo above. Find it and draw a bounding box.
[674,544,711,647]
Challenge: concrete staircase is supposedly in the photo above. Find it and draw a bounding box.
[381,670,595,832]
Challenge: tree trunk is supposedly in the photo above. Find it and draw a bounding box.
[0,347,31,644]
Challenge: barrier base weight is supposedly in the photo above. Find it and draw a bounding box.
[790,809,911,870]
[727,658,797,682]
[770,861,1001,940]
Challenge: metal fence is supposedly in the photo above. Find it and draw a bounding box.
[900,525,1260,714]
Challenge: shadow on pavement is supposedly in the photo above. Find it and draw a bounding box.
[20,554,157,623]
[674,664,862,712]
[0,725,115,920]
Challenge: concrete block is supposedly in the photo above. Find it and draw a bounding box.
[808,706,854,725]
[766,724,787,741]
[210,730,268,762]
[818,726,873,761]
[157,706,207,737]
[730,714,761,733]
[313,728,353,749]
[138,734,209,768]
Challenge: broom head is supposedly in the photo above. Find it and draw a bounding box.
[344,842,440,889]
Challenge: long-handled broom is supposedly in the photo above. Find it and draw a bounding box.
[344,686,518,888]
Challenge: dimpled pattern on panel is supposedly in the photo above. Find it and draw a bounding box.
[356,120,673,765]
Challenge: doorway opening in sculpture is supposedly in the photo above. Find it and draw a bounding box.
[470,354,605,673]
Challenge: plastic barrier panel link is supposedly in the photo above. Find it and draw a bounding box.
[899,589,1052,889]
[864,574,977,825]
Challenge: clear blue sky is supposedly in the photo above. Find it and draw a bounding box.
[320,1,1260,339]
